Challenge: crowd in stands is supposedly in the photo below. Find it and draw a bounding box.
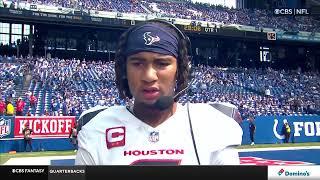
[0,60,29,116]
[189,65,319,118]
[3,0,319,32]
[0,57,319,118]
[144,0,319,32]
[19,0,146,13]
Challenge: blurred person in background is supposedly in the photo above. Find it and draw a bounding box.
[15,97,25,116]
[0,98,6,116]
[6,100,14,116]
[69,123,78,152]
[248,115,256,145]
[22,123,33,152]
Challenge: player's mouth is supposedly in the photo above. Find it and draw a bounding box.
[142,87,160,100]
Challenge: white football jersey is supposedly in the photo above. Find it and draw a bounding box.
[75,103,243,165]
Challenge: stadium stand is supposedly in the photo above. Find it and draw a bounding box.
[1,57,319,118]
[2,0,319,32]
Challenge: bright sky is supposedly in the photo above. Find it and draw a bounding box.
[191,0,236,8]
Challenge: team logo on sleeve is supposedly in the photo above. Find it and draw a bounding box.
[106,126,126,149]
[149,131,159,143]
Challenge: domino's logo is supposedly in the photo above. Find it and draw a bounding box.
[278,169,285,176]
[277,168,310,177]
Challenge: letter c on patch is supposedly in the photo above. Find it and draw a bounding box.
[106,126,126,149]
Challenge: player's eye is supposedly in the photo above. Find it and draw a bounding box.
[157,61,170,67]
[131,62,143,67]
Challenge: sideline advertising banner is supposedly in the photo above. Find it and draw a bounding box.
[14,116,76,138]
[0,116,77,153]
[241,115,320,144]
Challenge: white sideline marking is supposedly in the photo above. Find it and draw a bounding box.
[238,146,320,152]
[3,155,75,165]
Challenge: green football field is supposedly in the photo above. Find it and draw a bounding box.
[0,150,75,165]
[1,142,320,165]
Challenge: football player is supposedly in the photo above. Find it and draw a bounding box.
[75,19,242,165]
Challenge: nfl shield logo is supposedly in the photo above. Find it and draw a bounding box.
[0,118,10,139]
[149,131,159,143]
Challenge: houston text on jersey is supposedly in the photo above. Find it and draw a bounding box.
[124,149,184,156]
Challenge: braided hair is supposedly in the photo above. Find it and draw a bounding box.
[115,19,190,102]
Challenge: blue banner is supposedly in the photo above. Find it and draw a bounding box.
[241,115,320,145]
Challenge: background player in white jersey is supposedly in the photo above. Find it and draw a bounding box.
[75,19,243,165]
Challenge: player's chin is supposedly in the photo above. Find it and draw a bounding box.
[140,99,157,106]
[134,97,157,107]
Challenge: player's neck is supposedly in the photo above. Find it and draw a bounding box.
[132,103,177,128]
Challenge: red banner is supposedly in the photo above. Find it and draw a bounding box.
[14,116,76,138]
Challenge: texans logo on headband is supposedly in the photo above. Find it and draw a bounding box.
[143,32,160,45]
[125,24,178,57]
